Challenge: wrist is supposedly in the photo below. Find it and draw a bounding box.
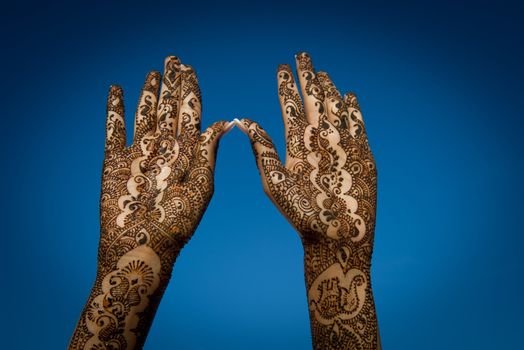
[302,236,372,281]
[301,236,379,350]
[97,224,186,277]
[78,242,175,349]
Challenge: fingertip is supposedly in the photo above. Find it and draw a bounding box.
[236,122,247,135]
[109,84,123,95]
[201,121,228,143]
[148,70,161,81]
[163,56,181,76]
[105,87,126,152]
[224,120,236,134]
[107,85,124,109]
[164,55,180,65]
[212,120,228,134]
[345,92,360,109]
[236,118,251,134]
[295,52,314,72]
[240,118,254,126]
[181,64,195,73]
[145,71,161,92]
[277,64,294,82]
[212,120,234,140]
[278,63,292,71]
[295,52,310,61]
[316,72,327,85]
[231,118,243,131]
[238,119,273,147]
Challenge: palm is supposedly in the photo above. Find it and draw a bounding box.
[241,53,376,253]
[100,134,209,253]
[98,57,226,270]
[282,122,376,244]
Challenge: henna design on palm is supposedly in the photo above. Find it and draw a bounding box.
[69,56,231,350]
[237,53,379,350]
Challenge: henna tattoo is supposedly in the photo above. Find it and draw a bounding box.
[238,52,379,349]
[69,57,230,349]
[84,243,161,349]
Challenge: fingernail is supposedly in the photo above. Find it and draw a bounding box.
[233,118,248,134]
[224,120,236,134]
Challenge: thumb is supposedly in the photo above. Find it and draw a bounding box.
[236,118,288,196]
[196,120,234,172]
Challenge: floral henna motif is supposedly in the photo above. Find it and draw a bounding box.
[69,57,230,349]
[239,52,379,349]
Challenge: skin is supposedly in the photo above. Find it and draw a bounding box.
[68,56,232,349]
[236,52,381,350]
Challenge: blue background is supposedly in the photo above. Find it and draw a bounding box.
[1,0,523,348]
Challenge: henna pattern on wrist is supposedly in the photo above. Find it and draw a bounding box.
[69,57,228,350]
[303,238,378,350]
[85,242,161,349]
[239,52,379,349]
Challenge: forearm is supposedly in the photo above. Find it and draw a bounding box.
[69,231,182,349]
[303,239,380,350]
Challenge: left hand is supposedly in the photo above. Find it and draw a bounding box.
[236,53,377,249]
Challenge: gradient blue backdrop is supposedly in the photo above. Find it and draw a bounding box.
[1,0,523,348]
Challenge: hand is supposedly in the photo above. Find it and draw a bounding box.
[237,52,379,349]
[70,56,231,349]
[99,56,229,270]
[237,52,377,253]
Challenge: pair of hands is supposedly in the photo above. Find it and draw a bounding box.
[70,53,378,350]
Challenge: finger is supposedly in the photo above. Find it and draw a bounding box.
[105,85,126,153]
[344,92,361,111]
[185,121,233,202]
[277,64,308,168]
[173,65,205,180]
[317,71,350,131]
[133,71,161,142]
[295,52,326,127]
[191,120,233,173]
[157,56,181,136]
[236,118,290,198]
[316,71,342,100]
[342,92,374,168]
[343,92,367,139]
[177,64,202,141]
